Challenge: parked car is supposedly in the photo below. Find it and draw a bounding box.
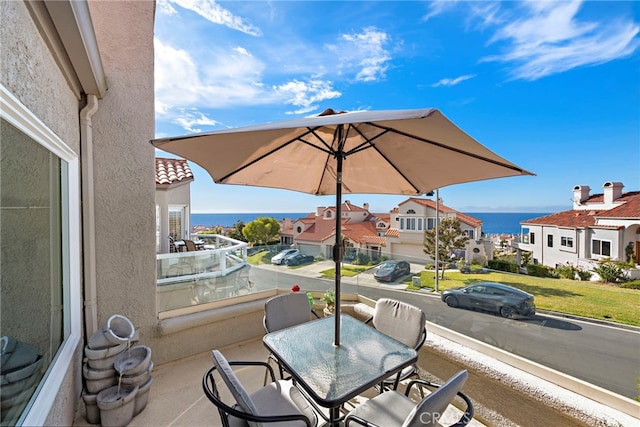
[285,253,315,266]
[373,260,411,282]
[270,249,299,265]
[441,282,536,319]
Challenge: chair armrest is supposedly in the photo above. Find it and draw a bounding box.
[202,365,313,427]
[345,414,382,427]
[311,308,320,319]
[227,360,277,383]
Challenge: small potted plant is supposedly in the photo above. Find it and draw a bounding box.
[322,289,335,315]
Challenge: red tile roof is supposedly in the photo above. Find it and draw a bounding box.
[522,191,640,228]
[156,157,193,185]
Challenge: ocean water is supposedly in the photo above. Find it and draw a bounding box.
[192,212,550,235]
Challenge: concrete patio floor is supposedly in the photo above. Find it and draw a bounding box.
[72,335,482,427]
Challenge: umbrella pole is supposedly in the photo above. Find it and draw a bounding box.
[333,129,344,347]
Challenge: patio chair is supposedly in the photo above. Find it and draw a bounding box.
[365,298,427,391]
[263,293,320,381]
[344,370,474,427]
[183,239,198,251]
[203,350,318,427]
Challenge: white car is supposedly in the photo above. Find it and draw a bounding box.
[270,249,299,265]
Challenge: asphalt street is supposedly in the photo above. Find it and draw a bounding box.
[251,260,640,400]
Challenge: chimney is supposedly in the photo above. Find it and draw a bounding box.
[572,185,590,208]
[363,203,369,211]
[603,181,624,205]
[317,206,325,217]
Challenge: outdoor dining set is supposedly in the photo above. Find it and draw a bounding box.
[201,293,475,427]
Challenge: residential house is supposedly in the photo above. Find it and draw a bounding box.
[386,197,492,264]
[155,157,194,253]
[281,198,489,264]
[286,201,386,260]
[514,181,640,273]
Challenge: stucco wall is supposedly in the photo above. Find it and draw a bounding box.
[0,1,80,150]
[1,2,84,425]
[87,0,158,337]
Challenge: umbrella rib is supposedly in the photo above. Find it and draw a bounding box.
[368,123,528,173]
[218,127,334,182]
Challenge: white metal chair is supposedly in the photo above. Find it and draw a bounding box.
[365,298,427,391]
[263,293,320,381]
[345,370,474,427]
[203,350,318,427]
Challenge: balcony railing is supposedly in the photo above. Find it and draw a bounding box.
[156,235,250,313]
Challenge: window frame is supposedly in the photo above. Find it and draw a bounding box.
[1,85,82,426]
[592,239,612,257]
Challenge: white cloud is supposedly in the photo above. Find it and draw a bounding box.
[423,0,459,22]
[326,27,392,82]
[273,79,342,113]
[483,1,640,80]
[432,74,476,87]
[167,0,261,36]
[173,109,220,133]
[155,38,266,113]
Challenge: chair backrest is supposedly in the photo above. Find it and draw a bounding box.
[372,298,426,349]
[184,239,197,251]
[211,350,261,426]
[169,236,177,253]
[402,370,468,427]
[263,293,314,333]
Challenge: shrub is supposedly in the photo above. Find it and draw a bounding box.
[356,253,370,265]
[471,255,487,267]
[555,264,577,280]
[619,280,640,290]
[487,259,519,273]
[575,267,593,281]
[526,264,549,278]
[593,259,626,283]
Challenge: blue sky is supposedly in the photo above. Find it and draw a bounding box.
[153,0,639,214]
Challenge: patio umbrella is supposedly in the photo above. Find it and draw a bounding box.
[151,107,534,346]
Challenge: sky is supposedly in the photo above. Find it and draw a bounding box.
[153,0,640,214]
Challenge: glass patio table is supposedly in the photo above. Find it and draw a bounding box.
[263,313,418,426]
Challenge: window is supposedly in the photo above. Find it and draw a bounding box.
[464,230,475,239]
[561,236,574,248]
[592,239,611,257]
[417,218,423,231]
[1,88,81,426]
[427,218,437,230]
[547,235,553,247]
[400,218,405,229]
[406,209,416,214]
[406,218,416,230]
[169,206,186,239]
[530,233,535,244]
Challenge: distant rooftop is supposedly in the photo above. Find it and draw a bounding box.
[155,157,193,186]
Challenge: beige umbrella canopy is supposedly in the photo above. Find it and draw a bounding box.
[151,107,534,345]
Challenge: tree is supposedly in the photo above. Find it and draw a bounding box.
[242,217,280,246]
[227,220,246,242]
[423,217,469,279]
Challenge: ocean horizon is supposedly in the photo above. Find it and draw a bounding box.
[191,212,550,235]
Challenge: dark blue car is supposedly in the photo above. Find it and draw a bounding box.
[441,282,536,319]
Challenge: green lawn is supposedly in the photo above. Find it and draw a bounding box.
[245,251,639,327]
[413,270,640,326]
[319,265,370,278]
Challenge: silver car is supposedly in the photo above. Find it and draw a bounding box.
[270,249,299,265]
